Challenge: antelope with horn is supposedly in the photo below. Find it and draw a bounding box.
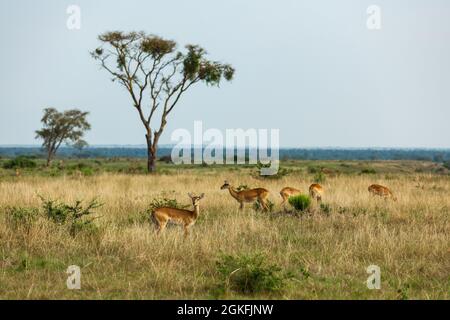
[220,180,270,211]
[152,193,205,237]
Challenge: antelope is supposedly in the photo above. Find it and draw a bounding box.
[152,193,205,237]
[220,180,270,211]
[280,187,301,208]
[15,169,21,177]
[309,183,324,203]
[368,184,397,201]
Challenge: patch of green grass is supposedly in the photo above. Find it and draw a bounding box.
[397,284,411,300]
[13,252,66,272]
[288,194,311,212]
[215,253,291,296]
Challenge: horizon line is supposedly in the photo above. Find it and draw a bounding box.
[0,144,450,150]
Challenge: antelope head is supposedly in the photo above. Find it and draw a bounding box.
[220,180,230,190]
[188,193,205,206]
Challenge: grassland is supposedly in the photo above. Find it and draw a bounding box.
[0,158,448,299]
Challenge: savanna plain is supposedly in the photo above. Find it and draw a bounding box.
[0,158,448,299]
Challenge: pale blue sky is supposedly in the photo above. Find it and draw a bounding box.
[1,0,449,147]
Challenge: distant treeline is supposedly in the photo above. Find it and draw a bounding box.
[0,147,449,162]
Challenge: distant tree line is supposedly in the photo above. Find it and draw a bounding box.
[1,147,449,162]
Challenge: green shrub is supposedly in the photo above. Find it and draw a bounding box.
[148,197,189,211]
[158,155,172,163]
[2,156,37,169]
[307,166,320,174]
[360,168,377,174]
[254,162,290,179]
[236,184,249,191]
[39,196,102,235]
[216,253,290,295]
[288,194,311,212]
[5,206,39,228]
[40,197,70,224]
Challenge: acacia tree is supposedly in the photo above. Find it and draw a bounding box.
[91,31,234,172]
[35,108,91,166]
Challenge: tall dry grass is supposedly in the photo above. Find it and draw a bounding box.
[0,170,448,299]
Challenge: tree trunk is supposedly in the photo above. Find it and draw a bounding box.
[146,133,157,173]
[46,149,53,167]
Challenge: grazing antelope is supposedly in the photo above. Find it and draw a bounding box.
[220,180,270,211]
[368,184,397,201]
[309,183,324,203]
[152,193,205,237]
[280,187,301,208]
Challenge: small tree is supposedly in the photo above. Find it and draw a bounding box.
[35,108,91,166]
[91,31,234,172]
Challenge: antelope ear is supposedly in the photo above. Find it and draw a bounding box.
[200,193,205,199]
[187,193,193,198]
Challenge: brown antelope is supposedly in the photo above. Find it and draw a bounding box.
[15,169,21,177]
[152,193,205,237]
[220,180,270,211]
[280,187,301,208]
[368,184,397,201]
[309,183,324,203]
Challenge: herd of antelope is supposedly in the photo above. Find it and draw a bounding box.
[151,180,397,237]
